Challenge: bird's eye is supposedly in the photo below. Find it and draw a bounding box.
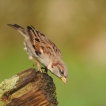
[59,70,64,75]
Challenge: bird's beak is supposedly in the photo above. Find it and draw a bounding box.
[61,77,67,84]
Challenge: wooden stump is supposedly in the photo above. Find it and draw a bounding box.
[0,68,58,106]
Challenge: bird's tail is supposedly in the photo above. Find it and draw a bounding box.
[7,24,26,37]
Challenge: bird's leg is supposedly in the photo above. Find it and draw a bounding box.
[29,56,42,72]
[36,62,42,72]
[41,67,48,73]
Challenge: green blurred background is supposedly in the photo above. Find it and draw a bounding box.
[0,0,106,106]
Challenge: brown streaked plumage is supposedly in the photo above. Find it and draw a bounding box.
[7,24,68,83]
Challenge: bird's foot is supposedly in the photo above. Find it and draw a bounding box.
[41,67,48,73]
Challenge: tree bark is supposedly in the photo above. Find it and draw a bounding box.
[0,68,58,106]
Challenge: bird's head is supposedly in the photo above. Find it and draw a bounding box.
[48,60,68,84]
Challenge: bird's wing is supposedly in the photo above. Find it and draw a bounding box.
[27,26,62,59]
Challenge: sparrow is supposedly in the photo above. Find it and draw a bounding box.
[7,24,68,83]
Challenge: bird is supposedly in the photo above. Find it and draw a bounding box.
[7,24,68,84]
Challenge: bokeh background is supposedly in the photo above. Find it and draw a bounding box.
[0,0,106,106]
